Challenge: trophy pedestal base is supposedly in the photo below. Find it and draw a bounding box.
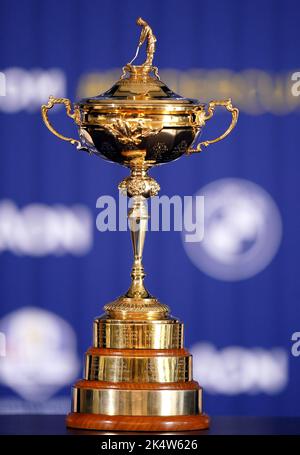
[66,412,210,432]
[67,315,210,432]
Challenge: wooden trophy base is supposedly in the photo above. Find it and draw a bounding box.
[66,412,210,432]
[66,317,210,432]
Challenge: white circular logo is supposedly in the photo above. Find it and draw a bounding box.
[183,178,282,281]
[0,307,80,401]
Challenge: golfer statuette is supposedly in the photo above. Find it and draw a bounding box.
[129,17,157,67]
[41,18,238,431]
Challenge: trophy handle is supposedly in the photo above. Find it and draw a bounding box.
[187,98,239,153]
[41,96,83,149]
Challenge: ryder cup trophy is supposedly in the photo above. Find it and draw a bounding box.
[41,18,238,432]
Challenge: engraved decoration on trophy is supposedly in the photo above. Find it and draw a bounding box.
[41,18,238,432]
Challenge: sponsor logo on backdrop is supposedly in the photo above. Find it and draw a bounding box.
[191,342,288,394]
[1,68,297,114]
[291,72,300,97]
[0,72,5,96]
[0,68,65,112]
[0,332,5,357]
[291,332,300,357]
[0,307,80,401]
[0,200,92,256]
[182,178,282,281]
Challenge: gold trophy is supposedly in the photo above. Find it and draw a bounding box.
[41,18,238,432]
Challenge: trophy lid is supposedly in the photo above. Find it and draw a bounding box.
[78,66,201,110]
[77,18,203,113]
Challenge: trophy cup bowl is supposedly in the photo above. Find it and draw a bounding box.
[41,18,238,432]
[42,65,238,167]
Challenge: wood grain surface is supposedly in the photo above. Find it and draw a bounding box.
[66,412,210,432]
[74,379,202,390]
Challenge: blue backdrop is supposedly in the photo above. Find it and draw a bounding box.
[0,0,300,417]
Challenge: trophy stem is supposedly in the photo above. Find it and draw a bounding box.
[104,154,170,320]
[126,195,149,299]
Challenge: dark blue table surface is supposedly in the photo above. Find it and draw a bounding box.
[0,415,300,435]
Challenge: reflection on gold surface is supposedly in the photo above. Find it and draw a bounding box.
[72,387,202,416]
[85,352,192,382]
[94,317,183,349]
